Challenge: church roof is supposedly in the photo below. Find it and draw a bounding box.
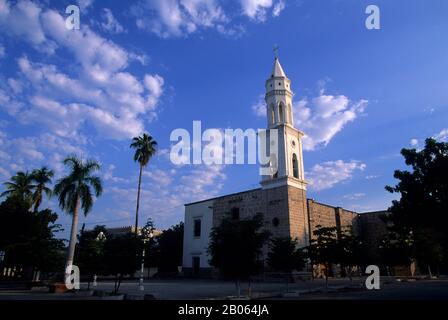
[271,57,286,78]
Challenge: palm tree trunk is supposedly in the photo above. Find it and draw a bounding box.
[65,196,80,280]
[134,164,143,234]
[33,191,41,212]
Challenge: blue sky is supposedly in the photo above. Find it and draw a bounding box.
[1,0,448,239]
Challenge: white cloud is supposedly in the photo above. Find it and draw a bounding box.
[101,8,126,34]
[109,163,227,227]
[130,0,285,38]
[0,165,10,179]
[0,3,165,140]
[133,0,228,38]
[307,160,366,191]
[434,128,448,142]
[365,175,379,180]
[143,168,173,186]
[240,0,285,21]
[0,131,87,178]
[410,138,418,146]
[251,94,266,117]
[295,93,368,151]
[272,0,285,17]
[343,192,366,200]
[253,88,368,151]
[41,9,129,72]
[216,23,246,38]
[14,137,45,161]
[77,0,94,11]
[103,164,130,184]
[7,78,22,94]
[0,0,56,53]
[144,74,165,98]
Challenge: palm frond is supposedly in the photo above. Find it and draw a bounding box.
[54,155,103,216]
[86,176,103,197]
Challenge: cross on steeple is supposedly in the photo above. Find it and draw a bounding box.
[273,45,279,59]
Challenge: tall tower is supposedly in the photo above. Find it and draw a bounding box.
[260,57,309,247]
[261,57,307,191]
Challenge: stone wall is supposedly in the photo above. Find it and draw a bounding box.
[212,186,310,246]
[307,200,338,239]
[306,200,360,240]
[204,188,389,275]
[212,188,265,228]
[286,186,309,247]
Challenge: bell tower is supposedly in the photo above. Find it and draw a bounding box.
[261,57,307,191]
[259,56,310,247]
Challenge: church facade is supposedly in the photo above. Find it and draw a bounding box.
[182,58,386,275]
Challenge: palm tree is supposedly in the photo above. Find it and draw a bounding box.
[31,167,54,212]
[130,133,157,233]
[1,171,34,204]
[54,156,103,277]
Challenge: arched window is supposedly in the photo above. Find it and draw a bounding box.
[279,103,284,122]
[292,153,299,178]
[270,105,275,124]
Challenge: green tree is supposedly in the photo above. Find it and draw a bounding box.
[130,133,157,233]
[157,222,183,272]
[31,167,54,212]
[378,231,414,276]
[0,196,65,279]
[267,237,306,292]
[54,156,103,280]
[338,227,365,282]
[1,171,34,205]
[142,218,158,269]
[307,226,339,288]
[385,138,448,273]
[77,225,107,288]
[208,213,270,297]
[413,229,444,277]
[102,233,141,294]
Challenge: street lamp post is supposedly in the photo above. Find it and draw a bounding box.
[139,228,153,291]
[93,232,106,288]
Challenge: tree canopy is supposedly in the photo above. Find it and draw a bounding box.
[156,222,183,272]
[267,237,305,273]
[385,138,448,271]
[208,213,270,281]
[0,196,65,278]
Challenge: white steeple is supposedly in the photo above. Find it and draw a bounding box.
[265,57,294,128]
[271,57,287,78]
[261,57,306,191]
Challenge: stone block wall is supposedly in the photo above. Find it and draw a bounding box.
[307,199,338,239]
[287,186,309,247]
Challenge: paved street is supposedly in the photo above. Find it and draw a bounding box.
[0,278,447,300]
[292,280,448,300]
[87,278,334,299]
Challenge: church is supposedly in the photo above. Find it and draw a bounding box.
[182,57,387,276]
